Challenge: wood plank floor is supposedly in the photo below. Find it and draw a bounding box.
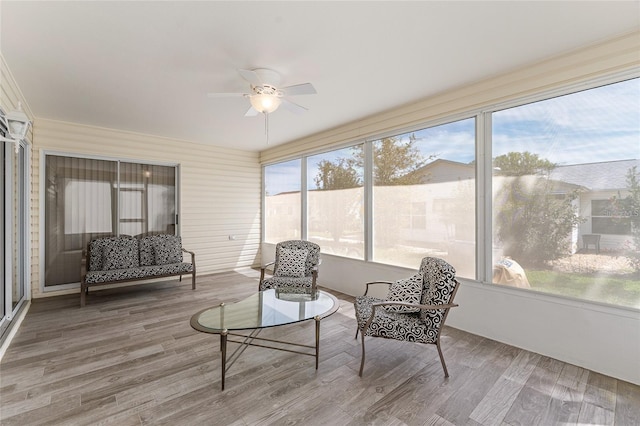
[1,270,639,425]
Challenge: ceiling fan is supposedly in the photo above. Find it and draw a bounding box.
[207,68,317,117]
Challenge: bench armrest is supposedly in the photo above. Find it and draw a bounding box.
[80,248,88,280]
[182,248,195,264]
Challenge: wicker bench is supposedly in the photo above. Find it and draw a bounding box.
[80,234,196,307]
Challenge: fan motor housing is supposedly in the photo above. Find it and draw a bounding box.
[252,68,281,87]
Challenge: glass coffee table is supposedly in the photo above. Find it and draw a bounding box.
[190,288,339,390]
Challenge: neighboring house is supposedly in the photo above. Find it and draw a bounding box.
[410,158,639,254]
[410,158,475,183]
[550,159,639,252]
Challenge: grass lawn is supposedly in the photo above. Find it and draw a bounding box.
[526,269,640,309]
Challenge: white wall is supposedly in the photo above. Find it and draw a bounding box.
[260,32,640,385]
[450,280,640,386]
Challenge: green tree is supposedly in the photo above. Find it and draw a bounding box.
[314,158,361,190]
[312,137,429,246]
[493,151,556,176]
[494,152,583,266]
[370,136,429,185]
[314,135,430,190]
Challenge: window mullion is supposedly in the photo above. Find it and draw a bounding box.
[364,140,373,262]
[301,156,308,240]
[478,112,492,283]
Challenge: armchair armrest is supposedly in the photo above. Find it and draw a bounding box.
[260,260,276,282]
[363,281,393,296]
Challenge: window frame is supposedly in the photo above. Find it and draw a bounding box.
[261,69,640,309]
[591,199,634,235]
[1,136,30,339]
[481,70,640,284]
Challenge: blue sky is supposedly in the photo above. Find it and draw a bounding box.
[266,78,639,195]
[492,78,639,165]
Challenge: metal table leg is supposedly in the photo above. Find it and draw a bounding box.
[220,330,227,391]
[315,315,320,370]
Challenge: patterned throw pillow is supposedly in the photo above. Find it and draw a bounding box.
[102,238,139,271]
[419,259,456,322]
[138,236,156,266]
[274,248,308,277]
[154,235,183,265]
[384,273,423,313]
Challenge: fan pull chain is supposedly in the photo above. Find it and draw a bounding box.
[264,113,270,144]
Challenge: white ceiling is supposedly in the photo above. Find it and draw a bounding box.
[2,1,639,152]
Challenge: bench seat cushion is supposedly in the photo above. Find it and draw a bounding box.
[85,263,194,284]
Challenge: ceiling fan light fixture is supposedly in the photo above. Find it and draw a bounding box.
[249,94,282,114]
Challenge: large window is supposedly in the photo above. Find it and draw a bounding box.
[491,78,640,308]
[371,119,476,274]
[264,159,301,243]
[591,199,634,235]
[307,146,364,259]
[43,154,177,288]
[262,76,639,309]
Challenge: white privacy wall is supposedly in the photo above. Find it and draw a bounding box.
[261,32,640,385]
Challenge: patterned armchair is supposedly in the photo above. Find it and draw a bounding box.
[354,257,460,377]
[259,240,321,293]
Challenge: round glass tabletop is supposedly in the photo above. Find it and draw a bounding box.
[190,288,338,333]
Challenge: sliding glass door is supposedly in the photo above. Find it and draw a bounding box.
[43,154,178,289]
[1,141,29,340]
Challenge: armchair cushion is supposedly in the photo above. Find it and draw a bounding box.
[260,275,314,291]
[384,273,423,313]
[354,296,436,344]
[274,248,308,277]
[102,238,139,270]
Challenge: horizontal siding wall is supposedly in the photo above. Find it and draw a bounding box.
[32,118,261,298]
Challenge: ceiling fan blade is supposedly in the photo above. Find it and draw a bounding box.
[238,69,262,86]
[207,92,247,98]
[281,98,308,114]
[244,106,259,117]
[281,83,317,96]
